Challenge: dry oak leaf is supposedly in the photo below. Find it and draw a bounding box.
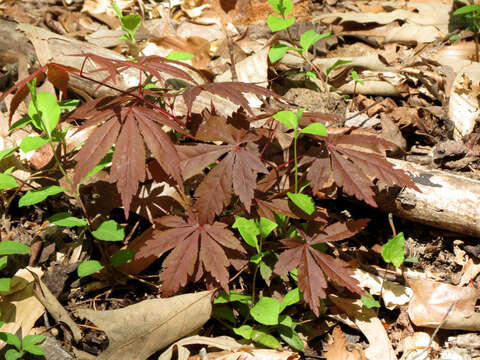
[274,219,368,315]
[326,326,365,360]
[75,290,214,360]
[135,213,246,296]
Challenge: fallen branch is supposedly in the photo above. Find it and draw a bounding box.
[377,158,480,237]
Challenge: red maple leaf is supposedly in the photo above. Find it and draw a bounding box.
[135,213,246,296]
[183,82,283,116]
[177,112,267,223]
[274,219,369,315]
[70,97,186,217]
[302,128,419,207]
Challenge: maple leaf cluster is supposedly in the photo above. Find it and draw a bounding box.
[2,53,420,314]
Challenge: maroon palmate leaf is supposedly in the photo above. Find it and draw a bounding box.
[274,219,369,315]
[183,82,282,116]
[135,213,246,296]
[75,53,200,87]
[177,113,267,223]
[0,63,77,124]
[302,129,419,207]
[70,98,184,218]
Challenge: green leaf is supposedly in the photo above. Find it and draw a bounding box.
[213,304,236,325]
[0,278,10,292]
[250,251,269,265]
[259,259,274,284]
[280,288,301,312]
[22,334,46,347]
[91,220,125,241]
[233,325,253,339]
[300,30,330,52]
[267,15,295,32]
[326,59,352,78]
[361,291,380,309]
[78,260,104,277]
[279,314,293,327]
[0,173,18,190]
[18,185,64,207]
[0,332,21,349]
[84,150,113,181]
[268,0,293,16]
[258,217,277,239]
[351,70,365,85]
[0,241,29,255]
[232,216,259,250]
[0,148,17,161]
[268,44,289,63]
[287,192,315,215]
[110,249,135,266]
[405,256,419,263]
[273,110,298,129]
[449,33,460,41]
[214,290,251,304]
[111,1,123,18]
[166,78,192,90]
[300,122,328,136]
[28,92,60,136]
[5,349,23,360]
[278,325,304,352]
[19,136,49,153]
[23,343,45,356]
[251,329,281,349]
[58,99,80,111]
[9,116,32,131]
[121,14,141,40]
[382,232,405,267]
[454,4,480,15]
[250,297,280,325]
[48,212,87,227]
[166,52,195,61]
[0,256,8,271]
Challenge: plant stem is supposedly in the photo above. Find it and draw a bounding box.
[293,131,299,193]
[251,236,263,306]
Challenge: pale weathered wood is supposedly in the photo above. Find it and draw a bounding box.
[376,158,480,237]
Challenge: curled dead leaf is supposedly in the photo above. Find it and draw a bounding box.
[408,279,480,331]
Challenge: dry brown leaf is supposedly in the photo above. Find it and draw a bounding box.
[189,348,300,360]
[75,290,214,360]
[316,2,450,34]
[448,64,480,140]
[152,36,211,69]
[329,295,396,360]
[0,267,45,348]
[351,269,412,310]
[159,335,242,360]
[401,332,438,360]
[408,279,480,331]
[326,326,365,360]
[459,259,480,286]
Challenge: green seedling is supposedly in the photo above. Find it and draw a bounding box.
[215,288,304,351]
[364,231,418,309]
[0,332,46,360]
[233,216,278,294]
[267,0,330,82]
[453,4,480,61]
[112,1,141,43]
[350,69,365,109]
[272,109,327,215]
[325,59,352,88]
